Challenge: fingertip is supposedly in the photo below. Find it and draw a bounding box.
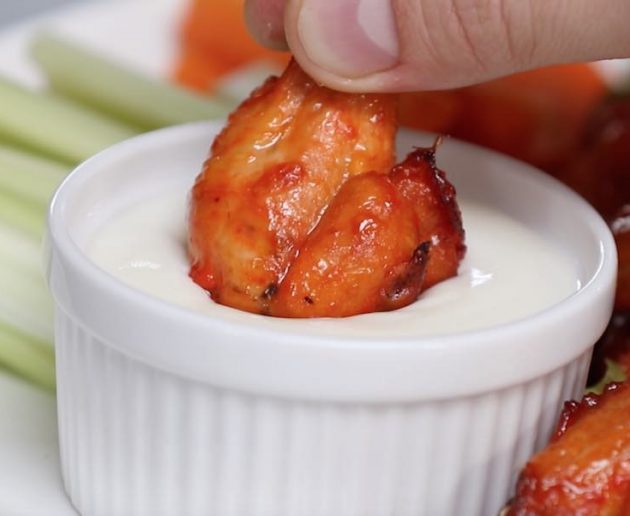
[283,44,444,93]
[282,0,447,93]
[282,0,505,92]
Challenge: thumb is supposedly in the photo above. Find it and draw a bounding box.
[278,0,630,92]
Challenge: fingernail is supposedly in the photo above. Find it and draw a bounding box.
[297,0,399,78]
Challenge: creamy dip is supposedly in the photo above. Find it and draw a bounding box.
[87,186,579,339]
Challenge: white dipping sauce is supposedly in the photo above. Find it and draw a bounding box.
[87,185,579,338]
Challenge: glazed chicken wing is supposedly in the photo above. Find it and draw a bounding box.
[189,59,397,314]
[188,60,465,317]
[612,206,630,311]
[270,147,464,317]
[507,382,630,515]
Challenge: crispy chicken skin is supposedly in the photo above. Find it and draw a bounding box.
[188,60,465,317]
[271,147,465,317]
[507,382,630,515]
[388,146,464,289]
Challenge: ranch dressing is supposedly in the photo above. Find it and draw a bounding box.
[87,187,578,339]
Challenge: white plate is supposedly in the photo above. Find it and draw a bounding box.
[0,1,183,514]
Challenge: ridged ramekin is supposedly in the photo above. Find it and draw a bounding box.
[46,122,617,516]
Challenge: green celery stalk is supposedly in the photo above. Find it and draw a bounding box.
[0,322,55,392]
[0,189,45,239]
[0,143,68,207]
[0,222,53,343]
[30,33,234,130]
[0,216,55,392]
[0,219,43,278]
[0,76,137,164]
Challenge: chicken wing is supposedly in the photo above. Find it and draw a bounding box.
[270,147,465,317]
[507,382,630,515]
[612,206,630,312]
[188,59,397,314]
[188,60,464,317]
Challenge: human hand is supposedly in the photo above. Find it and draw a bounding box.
[245,0,630,92]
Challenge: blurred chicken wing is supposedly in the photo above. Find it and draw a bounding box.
[612,206,630,312]
[507,382,630,515]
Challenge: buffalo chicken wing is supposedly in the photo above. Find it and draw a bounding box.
[188,60,465,317]
[508,382,630,515]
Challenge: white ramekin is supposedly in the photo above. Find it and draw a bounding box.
[46,122,617,516]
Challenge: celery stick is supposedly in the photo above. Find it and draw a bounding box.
[0,76,137,164]
[0,144,68,207]
[0,189,45,239]
[31,33,234,130]
[0,220,43,277]
[0,322,55,392]
[0,225,53,343]
[0,235,55,390]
